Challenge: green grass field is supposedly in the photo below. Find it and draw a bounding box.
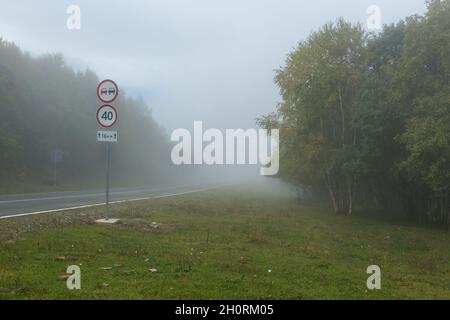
[0,184,449,299]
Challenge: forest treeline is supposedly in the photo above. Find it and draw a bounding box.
[258,0,450,228]
[0,39,173,191]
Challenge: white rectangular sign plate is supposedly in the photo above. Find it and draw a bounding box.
[97,131,118,142]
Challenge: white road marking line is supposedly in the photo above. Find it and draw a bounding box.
[0,186,219,220]
[0,193,106,204]
[0,185,195,204]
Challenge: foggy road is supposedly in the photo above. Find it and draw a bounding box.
[0,184,220,219]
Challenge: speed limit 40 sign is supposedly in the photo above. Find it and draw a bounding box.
[96,104,118,128]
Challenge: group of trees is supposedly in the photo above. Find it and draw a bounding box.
[0,39,172,191]
[258,0,450,228]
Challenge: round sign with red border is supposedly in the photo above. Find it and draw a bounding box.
[97,79,119,103]
[96,104,118,128]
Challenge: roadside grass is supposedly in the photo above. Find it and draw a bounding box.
[0,185,449,299]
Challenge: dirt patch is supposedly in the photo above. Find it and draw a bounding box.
[0,195,196,241]
[116,218,188,234]
[0,208,102,241]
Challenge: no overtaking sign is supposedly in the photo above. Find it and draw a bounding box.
[97,79,119,103]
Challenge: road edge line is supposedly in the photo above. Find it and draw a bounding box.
[0,186,220,220]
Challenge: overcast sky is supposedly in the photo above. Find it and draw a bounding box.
[0,0,426,133]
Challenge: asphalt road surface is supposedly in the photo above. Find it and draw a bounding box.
[0,183,219,219]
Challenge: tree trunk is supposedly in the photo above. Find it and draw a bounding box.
[347,176,353,215]
[324,172,339,214]
[338,86,345,146]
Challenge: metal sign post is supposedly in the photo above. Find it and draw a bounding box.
[51,149,63,187]
[105,142,111,220]
[53,153,57,187]
[95,80,119,223]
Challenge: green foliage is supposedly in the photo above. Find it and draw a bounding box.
[259,0,450,227]
[0,39,172,189]
[397,0,450,197]
[260,19,367,214]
